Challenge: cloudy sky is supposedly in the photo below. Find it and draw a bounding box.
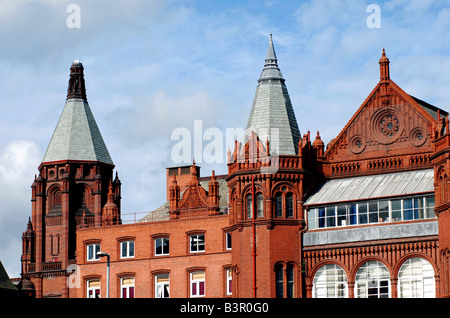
[1,0,450,278]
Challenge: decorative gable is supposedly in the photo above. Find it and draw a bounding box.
[322,50,447,177]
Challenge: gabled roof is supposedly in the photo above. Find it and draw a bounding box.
[324,50,447,160]
[245,34,301,156]
[42,61,113,165]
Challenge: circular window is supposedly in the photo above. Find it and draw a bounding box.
[410,127,426,147]
[371,107,403,144]
[349,135,365,154]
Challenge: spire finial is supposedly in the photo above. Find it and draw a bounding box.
[67,60,87,101]
[379,48,390,82]
[265,33,277,63]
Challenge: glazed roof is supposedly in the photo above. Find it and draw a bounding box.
[305,169,434,206]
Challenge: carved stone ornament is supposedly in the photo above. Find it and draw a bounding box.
[410,127,427,147]
[371,107,403,145]
[349,135,366,154]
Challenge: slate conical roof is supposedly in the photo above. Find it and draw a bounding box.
[245,34,301,155]
[42,61,113,165]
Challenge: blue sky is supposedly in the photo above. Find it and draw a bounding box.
[1,0,450,278]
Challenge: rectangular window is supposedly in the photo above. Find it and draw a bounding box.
[226,269,232,295]
[191,271,205,297]
[403,198,414,220]
[425,196,435,219]
[87,243,100,261]
[87,280,100,298]
[155,274,170,298]
[318,207,325,228]
[326,206,335,227]
[190,234,205,253]
[120,240,135,258]
[308,208,317,229]
[226,232,232,250]
[337,205,347,226]
[155,237,169,256]
[358,203,368,224]
[349,204,357,225]
[379,200,389,222]
[121,277,135,298]
[391,199,402,221]
[368,201,378,223]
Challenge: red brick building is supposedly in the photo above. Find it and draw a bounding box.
[19,36,450,298]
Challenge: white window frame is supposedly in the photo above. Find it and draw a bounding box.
[121,277,135,298]
[190,271,205,297]
[398,257,435,298]
[312,264,348,298]
[307,195,435,229]
[87,279,101,298]
[190,234,205,253]
[354,261,390,298]
[155,274,170,298]
[87,243,100,261]
[120,240,135,259]
[226,269,232,296]
[226,232,232,250]
[155,237,169,256]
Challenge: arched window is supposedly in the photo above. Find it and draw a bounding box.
[246,194,253,219]
[312,264,347,298]
[398,257,435,298]
[355,261,390,298]
[275,193,283,217]
[275,265,283,298]
[441,175,447,204]
[49,187,62,214]
[257,193,264,218]
[286,264,294,298]
[54,190,61,207]
[286,193,293,218]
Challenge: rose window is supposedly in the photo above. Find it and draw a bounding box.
[380,115,399,137]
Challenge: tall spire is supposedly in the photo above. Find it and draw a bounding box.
[259,33,284,83]
[67,60,87,101]
[245,34,301,155]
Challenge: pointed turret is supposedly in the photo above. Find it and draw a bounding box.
[42,60,113,165]
[102,181,119,225]
[245,34,301,155]
[379,48,390,82]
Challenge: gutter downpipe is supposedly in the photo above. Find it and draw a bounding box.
[252,175,257,298]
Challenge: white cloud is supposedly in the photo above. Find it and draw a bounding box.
[0,140,40,278]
